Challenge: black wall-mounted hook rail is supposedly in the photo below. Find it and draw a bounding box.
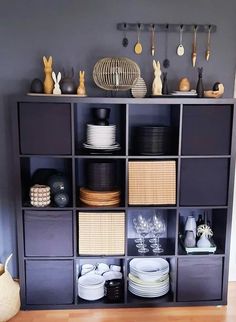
[117,23,217,33]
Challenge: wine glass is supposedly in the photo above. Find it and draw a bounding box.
[133,215,149,253]
[148,212,166,253]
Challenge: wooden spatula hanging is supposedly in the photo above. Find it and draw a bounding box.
[151,24,155,56]
[192,26,198,67]
[205,25,212,61]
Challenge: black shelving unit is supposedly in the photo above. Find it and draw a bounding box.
[13,96,236,309]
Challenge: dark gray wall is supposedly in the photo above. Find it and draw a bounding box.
[1,0,236,275]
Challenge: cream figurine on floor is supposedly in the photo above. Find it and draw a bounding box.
[152,60,162,96]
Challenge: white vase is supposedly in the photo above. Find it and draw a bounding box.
[184,230,196,248]
[197,234,211,248]
[185,216,196,238]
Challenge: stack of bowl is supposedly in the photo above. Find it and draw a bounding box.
[78,274,105,301]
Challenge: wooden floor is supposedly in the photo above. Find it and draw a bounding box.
[9,282,236,322]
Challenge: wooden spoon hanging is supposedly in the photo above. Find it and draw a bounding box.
[151,24,155,56]
[134,24,142,55]
[192,26,197,67]
[205,25,211,61]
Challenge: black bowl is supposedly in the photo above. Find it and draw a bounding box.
[92,108,111,121]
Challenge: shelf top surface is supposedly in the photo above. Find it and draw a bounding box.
[16,95,236,105]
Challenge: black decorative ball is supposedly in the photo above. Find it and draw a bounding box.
[30,78,43,93]
[54,192,69,207]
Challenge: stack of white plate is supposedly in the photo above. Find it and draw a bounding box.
[78,274,105,301]
[86,124,116,148]
[128,258,170,298]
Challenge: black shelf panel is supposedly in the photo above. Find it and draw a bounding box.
[76,255,126,259]
[77,297,125,307]
[19,154,73,158]
[127,291,174,306]
[128,155,179,159]
[76,207,126,211]
[75,155,127,159]
[181,155,231,159]
[22,206,75,211]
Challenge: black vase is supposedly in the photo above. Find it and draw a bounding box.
[61,68,76,94]
[162,72,169,95]
[196,67,204,98]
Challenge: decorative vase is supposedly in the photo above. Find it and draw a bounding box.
[196,67,204,98]
[162,72,169,95]
[185,215,196,238]
[197,233,211,248]
[60,68,76,94]
[184,231,196,248]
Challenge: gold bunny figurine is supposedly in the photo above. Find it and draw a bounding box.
[77,71,87,96]
[43,56,54,94]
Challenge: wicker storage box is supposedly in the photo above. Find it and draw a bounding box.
[128,161,176,205]
[78,212,125,255]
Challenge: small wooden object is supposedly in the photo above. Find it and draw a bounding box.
[204,84,224,98]
[192,27,197,67]
[52,71,62,95]
[77,71,87,96]
[134,25,142,55]
[152,60,162,95]
[179,78,191,91]
[43,56,54,94]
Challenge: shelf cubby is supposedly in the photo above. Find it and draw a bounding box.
[181,104,233,156]
[178,208,227,255]
[127,208,176,256]
[75,158,126,207]
[180,158,229,206]
[20,157,73,207]
[128,104,180,156]
[24,210,73,257]
[177,256,223,302]
[127,257,175,305]
[25,259,74,305]
[18,102,72,155]
[74,103,126,156]
[76,258,125,305]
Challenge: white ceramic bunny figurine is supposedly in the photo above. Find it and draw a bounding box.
[52,71,62,95]
[152,60,162,96]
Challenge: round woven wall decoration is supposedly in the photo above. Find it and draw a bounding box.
[93,57,140,91]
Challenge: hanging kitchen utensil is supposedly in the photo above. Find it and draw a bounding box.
[151,24,155,56]
[177,25,185,56]
[122,23,129,48]
[134,24,142,55]
[163,24,170,68]
[205,25,211,61]
[192,25,198,67]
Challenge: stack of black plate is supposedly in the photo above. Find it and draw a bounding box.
[87,161,117,191]
[135,126,172,155]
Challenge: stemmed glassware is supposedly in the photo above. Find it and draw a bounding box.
[148,212,166,253]
[133,215,149,253]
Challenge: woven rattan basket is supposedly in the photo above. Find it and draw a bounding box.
[78,212,125,255]
[0,254,20,322]
[93,57,140,91]
[128,161,176,205]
